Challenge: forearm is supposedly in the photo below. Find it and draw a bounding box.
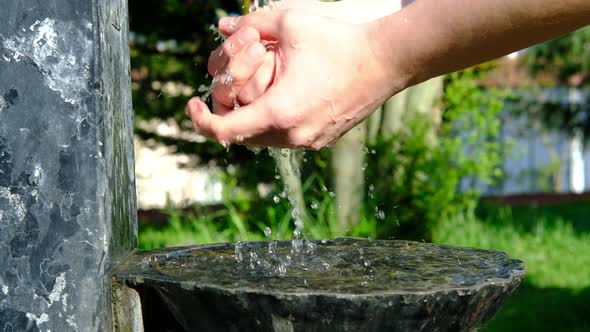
[371,0,590,90]
[282,0,402,24]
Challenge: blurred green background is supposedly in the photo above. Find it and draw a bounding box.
[128,1,590,331]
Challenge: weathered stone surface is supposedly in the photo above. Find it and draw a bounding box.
[111,281,144,332]
[115,239,525,332]
[0,0,136,330]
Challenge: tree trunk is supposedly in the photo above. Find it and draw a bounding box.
[381,77,444,142]
[332,123,368,231]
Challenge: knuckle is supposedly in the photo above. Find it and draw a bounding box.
[289,128,322,150]
[272,112,298,130]
[279,10,299,31]
[222,42,234,57]
[288,130,309,149]
[269,101,296,129]
[240,26,259,42]
[211,84,235,107]
[237,89,255,105]
[309,141,324,151]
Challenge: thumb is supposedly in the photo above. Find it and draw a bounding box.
[186,96,273,144]
[219,11,283,39]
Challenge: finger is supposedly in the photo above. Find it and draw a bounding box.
[187,96,273,145]
[219,11,282,39]
[212,41,267,107]
[212,97,232,116]
[237,50,277,105]
[208,27,260,76]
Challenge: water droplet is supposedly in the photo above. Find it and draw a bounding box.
[224,69,234,85]
[291,239,303,252]
[234,241,244,262]
[310,202,320,210]
[264,227,272,240]
[376,210,385,220]
[273,195,280,203]
[148,255,159,267]
[305,240,316,253]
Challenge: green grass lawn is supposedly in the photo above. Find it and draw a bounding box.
[139,200,590,331]
[433,201,590,332]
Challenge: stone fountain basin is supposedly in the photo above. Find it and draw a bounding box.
[113,238,525,332]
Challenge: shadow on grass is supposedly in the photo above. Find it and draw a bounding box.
[483,281,590,332]
[476,201,590,235]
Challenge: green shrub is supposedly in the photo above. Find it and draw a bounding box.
[365,69,506,240]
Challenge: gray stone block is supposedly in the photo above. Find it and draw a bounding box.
[0,0,136,330]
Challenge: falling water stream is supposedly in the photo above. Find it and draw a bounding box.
[199,0,310,275]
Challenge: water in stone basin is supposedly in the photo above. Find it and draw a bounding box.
[145,238,525,294]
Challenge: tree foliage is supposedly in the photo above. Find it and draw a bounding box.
[130,2,506,241]
[525,26,590,86]
[129,0,278,185]
[519,26,590,140]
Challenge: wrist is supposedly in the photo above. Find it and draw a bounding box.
[364,14,415,98]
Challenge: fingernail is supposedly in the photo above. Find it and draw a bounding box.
[186,98,202,117]
[246,43,265,61]
[220,17,237,31]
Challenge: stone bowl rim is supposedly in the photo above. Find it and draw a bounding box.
[115,238,526,298]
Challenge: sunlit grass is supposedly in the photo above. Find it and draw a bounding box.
[139,198,377,250]
[433,202,590,332]
[139,201,590,332]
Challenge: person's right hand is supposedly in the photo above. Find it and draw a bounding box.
[187,8,408,149]
[206,0,402,118]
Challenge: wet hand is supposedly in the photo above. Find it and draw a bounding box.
[187,9,406,149]
[205,0,402,116]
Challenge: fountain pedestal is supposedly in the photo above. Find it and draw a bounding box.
[0,0,137,330]
[114,238,525,332]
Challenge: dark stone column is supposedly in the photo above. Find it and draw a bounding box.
[0,0,137,331]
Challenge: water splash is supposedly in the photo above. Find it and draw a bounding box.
[201,0,309,274]
[268,148,307,255]
[142,238,526,293]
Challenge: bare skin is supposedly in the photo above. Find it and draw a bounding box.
[187,0,590,150]
[207,0,402,111]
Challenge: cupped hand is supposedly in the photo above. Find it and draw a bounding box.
[206,0,402,113]
[188,7,406,149]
